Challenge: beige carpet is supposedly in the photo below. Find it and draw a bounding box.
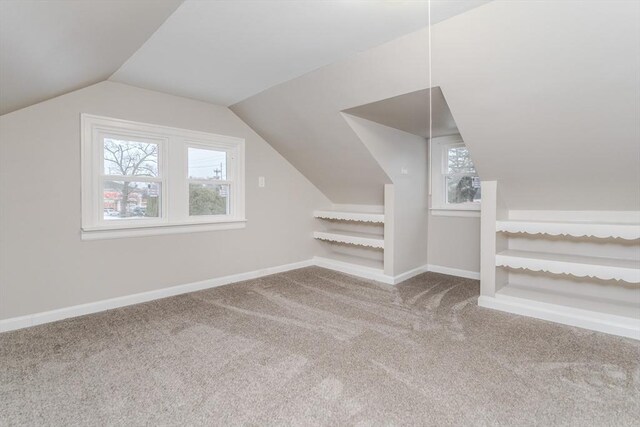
[1,266,639,426]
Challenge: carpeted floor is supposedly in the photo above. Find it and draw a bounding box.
[1,267,639,426]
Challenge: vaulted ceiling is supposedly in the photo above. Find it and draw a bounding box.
[232,0,640,209]
[109,0,489,106]
[1,0,489,115]
[5,1,631,211]
[0,0,182,115]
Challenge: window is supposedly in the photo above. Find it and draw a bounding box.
[187,146,230,216]
[82,114,245,239]
[430,136,481,216]
[102,136,164,221]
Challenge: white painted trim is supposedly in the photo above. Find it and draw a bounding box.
[430,136,481,213]
[427,264,480,280]
[478,295,640,341]
[393,264,430,284]
[0,259,313,333]
[313,256,394,284]
[430,208,480,218]
[81,219,247,240]
[383,184,395,277]
[508,210,640,224]
[81,113,246,237]
[496,220,640,240]
[314,257,476,284]
[314,210,384,223]
[0,259,490,334]
[495,249,640,283]
[313,231,384,249]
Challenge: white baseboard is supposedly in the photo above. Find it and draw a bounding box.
[392,264,430,284]
[478,295,640,341]
[313,256,394,284]
[0,258,479,334]
[313,257,477,284]
[427,264,480,280]
[0,259,314,333]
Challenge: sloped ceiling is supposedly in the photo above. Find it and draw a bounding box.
[344,87,458,138]
[110,0,489,106]
[430,0,640,210]
[234,0,640,210]
[5,1,634,211]
[230,30,430,205]
[0,0,182,115]
[230,11,478,205]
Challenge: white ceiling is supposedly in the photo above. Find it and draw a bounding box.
[1,0,489,115]
[0,0,182,115]
[110,0,490,106]
[344,87,458,138]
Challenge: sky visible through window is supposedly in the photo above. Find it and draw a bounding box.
[188,147,227,180]
[103,138,158,177]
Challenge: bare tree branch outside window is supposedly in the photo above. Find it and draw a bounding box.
[103,139,160,218]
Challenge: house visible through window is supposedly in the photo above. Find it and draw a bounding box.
[102,137,162,220]
[430,135,481,216]
[81,114,246,239]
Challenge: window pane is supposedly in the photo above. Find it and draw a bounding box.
[188,147,227,180]
[447,146,476,174]
[446,175,481,204]
[103,138,159,177]
[103,181,161,219]
[189,183,230,216]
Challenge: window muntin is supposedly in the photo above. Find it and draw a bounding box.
[443,144,481,204]
[187,145,232,217]
[430,137,481,213]
[100,135,164,221]
[82,114,245,237]
[443,143,481,205]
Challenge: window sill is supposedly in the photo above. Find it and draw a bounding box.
[81,219,247,240]
[430,208,480,218]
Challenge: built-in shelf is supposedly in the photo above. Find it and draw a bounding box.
[496,249,640,283]
[313,230,384,249]
[314,210,384,223]
[481,182,640,339]
[483,283,640,339]
[496,220,640,240]
[496,283,640,320]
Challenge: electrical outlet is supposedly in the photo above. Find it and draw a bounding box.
[258,176,265,187]
[401,167,409,175]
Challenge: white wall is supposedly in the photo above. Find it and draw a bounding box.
[230,25,430,205]
[344,115,429,275]
[232,0,639,275]
[427,214,480,274]
[432,0,640,210]
[427,134,480,274]
[0,81,331,320]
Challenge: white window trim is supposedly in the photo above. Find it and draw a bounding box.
[81,114,246,240]
[429,136,480,217]
[183,141,236,224]
[430,208,480,218]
